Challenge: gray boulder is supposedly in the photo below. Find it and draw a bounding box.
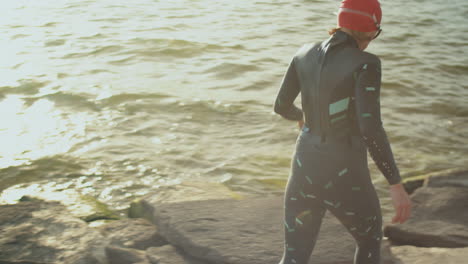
[425,168,468,188]
[97,218,167,250]
[0,200,108,264]
[384,186,468,247]
[147,195,399,264]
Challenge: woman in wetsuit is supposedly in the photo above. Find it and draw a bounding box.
[273,0,412,263]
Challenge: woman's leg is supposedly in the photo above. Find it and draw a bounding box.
[279,147,327,264]
[318,146,384,264]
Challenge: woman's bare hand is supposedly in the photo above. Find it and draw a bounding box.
[389,183,412,224]
[298,119,304,130]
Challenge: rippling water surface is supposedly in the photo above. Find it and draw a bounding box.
[1,0,467,221]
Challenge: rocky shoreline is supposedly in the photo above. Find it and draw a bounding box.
[1,169,467,264]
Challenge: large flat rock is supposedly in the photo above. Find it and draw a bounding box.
[384,186,468,247]
[128,181,243,221]
[148,195,398,264]
[390,245,468,264]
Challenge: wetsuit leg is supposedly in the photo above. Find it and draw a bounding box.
[279,132,383,264]
[279,160,327,264]
[322,140,383,264]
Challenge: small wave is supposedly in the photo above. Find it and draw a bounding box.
[63,45,123,59]
[57,73,69,79]
[431,101,468,117]
[414,18,439,26]
[203,62,261,79]
[89,17,127,23]
[99,92,171,106]
[78,33,107,40]
[176,99,250,119]
[12,63,24,70]
[11,34,28,40]
[0,80,49,96]
[441,40,467,48]
[24,92,99,111]
[41,22,58,27]
[45,39,66,47]
[384,33,419,42]
[108,55,137,65]
[239,79,275,91]
[87,69,114,74]
[165,14,198,19]
[124,38,245,60]
[437,64,468,76]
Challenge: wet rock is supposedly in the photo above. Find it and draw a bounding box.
[16,192,120,223]
[0,200,107,264]
[146,245,207,264]
[97,218,167,250]
[105,246,149,264]
[0,260,51,264]
[128,181,243,221]
[147,195,400,264]
[390,245,468,264]
[384,186,468,247]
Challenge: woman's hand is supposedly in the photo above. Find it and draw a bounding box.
[298,119,304,130]
[389,183,412,224]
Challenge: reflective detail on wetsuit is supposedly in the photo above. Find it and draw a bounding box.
[338,168,348,176]
[329,97,350,115]
[299,190,306,198]
[296,158,302,167]
[330,113,347,123]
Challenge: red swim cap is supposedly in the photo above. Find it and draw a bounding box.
[338,0,382,32]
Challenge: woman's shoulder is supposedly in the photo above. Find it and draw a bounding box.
[360,51,381,66]
[297,42,321,51]
[292,42,322,60]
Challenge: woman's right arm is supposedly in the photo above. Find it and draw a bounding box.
[353,60,401,185]
[354,60,412,224]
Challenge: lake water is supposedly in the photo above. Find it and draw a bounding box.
[1,0,467,223]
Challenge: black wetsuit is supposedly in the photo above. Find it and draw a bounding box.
[273,30,402,264]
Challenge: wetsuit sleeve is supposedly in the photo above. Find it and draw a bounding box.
[354,62,402,185]
[273,57,304,121]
